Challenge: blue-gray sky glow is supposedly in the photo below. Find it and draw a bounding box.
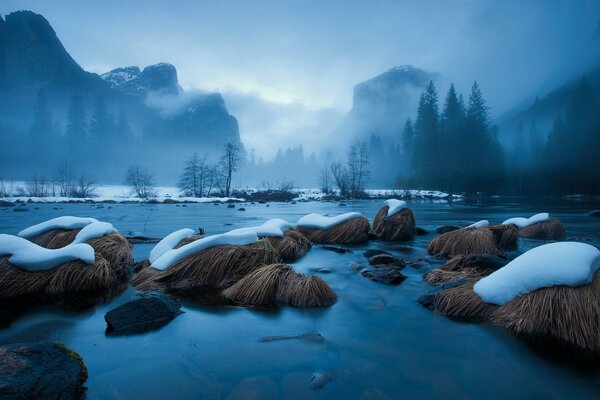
[2,0,599,158]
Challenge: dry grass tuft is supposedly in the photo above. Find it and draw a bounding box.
[490,270,600,353]
[423,268,483,286]
[0,233,133,303]
[433,282,497,320]
[265,229,312,263]
[487,224,520,251]
[518,218,566,240]
[371,206,416,241]
[428,227,504,258]
[131,239,281,292]
[297,216,370,244]
[28,228,80,249]
[222,263,337,307]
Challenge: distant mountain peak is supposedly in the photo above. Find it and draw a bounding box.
[101,62,182,97]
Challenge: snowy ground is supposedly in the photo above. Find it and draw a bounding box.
[0,182,459,203]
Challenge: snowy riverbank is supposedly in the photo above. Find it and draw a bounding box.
[0,183,460,204]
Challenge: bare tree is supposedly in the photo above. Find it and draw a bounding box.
[125,165,156,199]
[345,140,371,198]
[178,153,210,197]
[356,141,370,196]
[26,175,50,197]
[218,143,242,197]
[0,178,14,197]
[330,162,349,197]
[205,165,219,197]
[70,175,97,198]
[57,163,73,197]
[319,164,333,194]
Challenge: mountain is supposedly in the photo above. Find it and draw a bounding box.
[101,63,182,97]
[337,65,439,142]
[496,65,600,150]
[0,10,241,182]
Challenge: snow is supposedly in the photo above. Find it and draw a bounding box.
[467,220,489,228]
[502,213,550,228]
[297,212,364,229]
[384,199,407,217]
[72,221,117,244]
[149,228,196,263]
[18,216,99,238]
[229,219,293,238]
[0,234,95,271]
[151,231,259,271]
[474,242,600,305]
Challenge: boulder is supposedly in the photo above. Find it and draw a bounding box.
[367,254,401,266]
[415,227,428,235]
[105,291,183,335]
[0,342,87,400]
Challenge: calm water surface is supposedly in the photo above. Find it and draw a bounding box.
[1,199,600,399]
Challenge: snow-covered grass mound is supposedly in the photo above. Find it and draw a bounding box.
[384,199,407,217]
[474,242,600,305]
[502,213,549,228]
[296,213,370,244]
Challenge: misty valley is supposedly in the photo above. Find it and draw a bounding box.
[1,3,600,400]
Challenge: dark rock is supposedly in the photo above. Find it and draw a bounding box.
[415,227,428,235]
[105,291,183,335]
[227,204,235,208]
[367,254,401,266]
[0,201,14,207]
[126,235,162,244]
[163,198,177,204]
[338,203,347,207]
[351,263,364,271]
[322,245,351,253]
[258,331,325,344]
[362,267,406,285]
[0,342,87,400]
[363,249,391,258]
[13,205,29,212]
[466,254,508,272]
[238,207,246,211]
[435,225,461,234]
[587,210,600,217]
[308,372,333,390]
[418,294,436,310]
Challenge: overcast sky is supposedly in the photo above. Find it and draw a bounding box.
[3,0,599,158]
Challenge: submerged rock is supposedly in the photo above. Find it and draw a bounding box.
[418,294,436,310]
[587,210,600,217]
[258,331,325,344]
[367,254,401,266]
[0,342,88,400]
[322,245,351,254]
[12,204,29,212]
[308,371,333,390]
[362,267,406,285]
[436,225,461,234]
[104,291,183,335]
[0,201,14,207]
[363,249,391,258]
[415,227,428,235]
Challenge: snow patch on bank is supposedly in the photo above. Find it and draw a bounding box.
[297,212,364,230]
[502,213,550,228]
[0,234,95,271]
[474,242,600,305]
[151,231,259,271]
[384,199,407,217]
[229,219,293,238]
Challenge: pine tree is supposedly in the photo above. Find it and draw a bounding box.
[30,89,54,162]
[413,81,440,188]
[89,96,113,151]
[440,83,465,192]
[65,95,86,163]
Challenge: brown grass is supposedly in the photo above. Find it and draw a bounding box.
[518,218,566,240]
[222,263,337,307]
[427,227,504,258]
[131,239,281,292]
[433,282,497,320]
[490,270,600,353]
[297,216,370,244]
[487,224,520,251]
[0,233,133,303]
[265,229,312,263]
[28,228,80,249]
[371,206,416,241]
[423,268,483,286]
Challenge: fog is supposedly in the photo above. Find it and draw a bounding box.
[0,0,599,193]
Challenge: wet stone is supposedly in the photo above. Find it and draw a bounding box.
[436,225,461,234]
[363,249,391,258]
[362,267,406,285]
[368,254,401,266]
